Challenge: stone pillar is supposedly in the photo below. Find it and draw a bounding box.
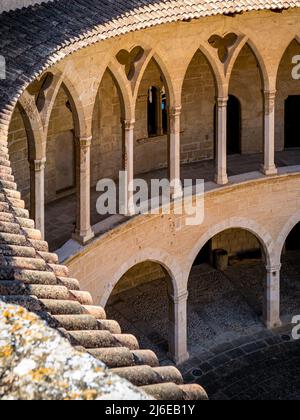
[168,106,182,198]
[262,90,278,176]
[122,120,135,216]
[30,158,46,239]
[263,264,282,329]
[215,97,229,185]
[73,136,94,244]
[168,290,189,365]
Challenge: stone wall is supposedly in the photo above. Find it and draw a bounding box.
[111,261,166,296]
[212,228,261,257]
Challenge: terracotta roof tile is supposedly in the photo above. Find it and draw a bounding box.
[0,138,207,399]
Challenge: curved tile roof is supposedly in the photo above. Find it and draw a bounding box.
[0,0,299,126]
[0,142,207,399]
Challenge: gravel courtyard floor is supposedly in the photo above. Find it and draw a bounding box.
[107,251,300,400]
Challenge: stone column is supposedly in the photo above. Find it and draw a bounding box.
[262,90,278,176]
[168,106,182,198]
[215,97,229,185]
[73,136,94,244]
[122,120,135,216]
[30,158,46,239]
[263,264,282,329]
[168,290,189,365]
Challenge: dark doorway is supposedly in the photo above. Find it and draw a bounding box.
[286,222,300,251]
[148,86,158,137]
[214,95,241,157]
[285,96,300,149]
[227,95,241,155]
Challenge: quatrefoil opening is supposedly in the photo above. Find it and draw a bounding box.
[116,46,144,81]
[208,33,238,63]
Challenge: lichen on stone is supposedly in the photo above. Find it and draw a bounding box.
[0,301,150,400]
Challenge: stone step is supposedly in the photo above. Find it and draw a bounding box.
[111,366,183,387]
[0,232,27,246]
[17,217,35,229]
[67,330,139,350]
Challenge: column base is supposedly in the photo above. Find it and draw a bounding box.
[72,229,95,245]
[215,174,229,186]
[263,318,282,330]
[167,351,190,366]
[261,165,278,176]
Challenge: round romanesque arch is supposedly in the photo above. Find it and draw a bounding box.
[184,217,275,287]
[276,211,300,264]
[100,248,184,308]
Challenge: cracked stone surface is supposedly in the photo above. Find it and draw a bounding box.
[0,301,149,401]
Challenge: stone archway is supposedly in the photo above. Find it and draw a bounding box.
[103,249,188,365]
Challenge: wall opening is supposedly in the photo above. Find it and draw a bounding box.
[227,95,241,155]
[187,228,266,354]
[280,222,300,324]
[284,96,300,149]
[106,261,173,362]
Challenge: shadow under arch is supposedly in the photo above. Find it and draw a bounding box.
[180,43,224,98]
[17,93,44,161]
[276,211,300,264]
[133,51,176,109]
[275,36,300,86]
[184,217,275,288]
[100,248,183,307]
[226,37,270,91]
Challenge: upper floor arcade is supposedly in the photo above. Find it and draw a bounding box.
[3,6,300,251]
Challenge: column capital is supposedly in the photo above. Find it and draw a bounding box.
[216,96,229,107]
[30,158,46,172]
[76,136,92,148]
[169,106,182,118]
[169,290,189,304]
[266,264,282,274]
[123,120,135,131]
[263,89,277,99]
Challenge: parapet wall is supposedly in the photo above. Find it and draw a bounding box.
[0,0,53,13]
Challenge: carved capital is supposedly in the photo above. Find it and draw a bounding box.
[216,97,229,108]
[169,291,189,304]
[264,90,277,113]
[169,106,182,118]
[77,136,92,148]
[31,158,46,172]
[123,120,135,131]
[266,264,281,274]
